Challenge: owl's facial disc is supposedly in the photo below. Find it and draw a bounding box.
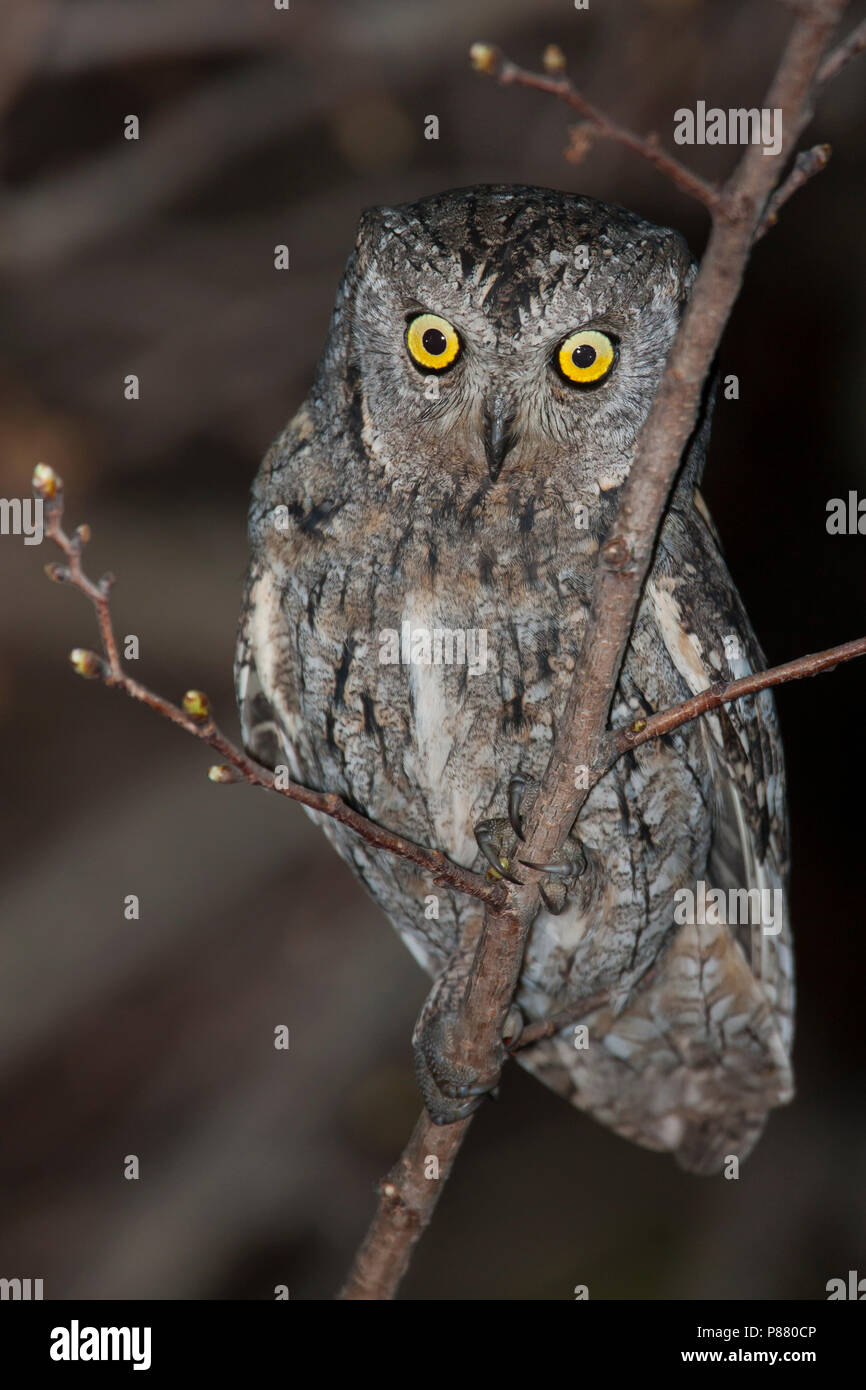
[402,303,626,480]
[345,188,697,495]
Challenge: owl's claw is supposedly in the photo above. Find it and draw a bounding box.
[412,962,517,1123]
[507,773,530,840]
[517,852,586,881]
[474,781,590,912]
[413,1005,504,1124]
[518,846,587,915]
[474,820,523,884]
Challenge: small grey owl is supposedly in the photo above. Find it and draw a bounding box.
[236,185,793,1175]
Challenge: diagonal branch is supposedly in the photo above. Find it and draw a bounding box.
[755,142,832,238]
[337,1109,472,1300]
[33,464,506,912]
[816,14,866,81]
[469,42,726,215]
[609,635,866,761]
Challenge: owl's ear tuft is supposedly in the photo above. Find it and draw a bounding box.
[667,229,698,304]
[680,257,699,303]
[355,205,410,271]
[356,205,386,238]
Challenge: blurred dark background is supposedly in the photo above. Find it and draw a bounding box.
[0,0,864,1300]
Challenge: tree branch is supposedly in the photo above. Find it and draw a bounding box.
[33,465,506,912]
[755,142,832,238]
[609,636,866,761]
[469,42,726,215]
[816,14,866,81]
[338,1110,472,1300]
[512,0,847,887]
[40,461,864,929]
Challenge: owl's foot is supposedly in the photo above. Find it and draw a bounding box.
[472,772,533,884]
[412,946,524,1124]
[413,1008,503,1124]
[517,841,588,915]
[475,775,588,914]
[474,819,523,885]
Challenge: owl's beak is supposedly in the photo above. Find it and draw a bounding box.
[482,393,517,481]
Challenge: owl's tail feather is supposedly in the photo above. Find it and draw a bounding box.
[674,1114,766,1176]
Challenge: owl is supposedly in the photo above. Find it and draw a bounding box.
[235,185,793,1175]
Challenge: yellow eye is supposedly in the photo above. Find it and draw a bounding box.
[556,329,617,385]
[406,313,461,371]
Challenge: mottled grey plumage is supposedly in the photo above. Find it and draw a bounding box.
[235,185,793,1174]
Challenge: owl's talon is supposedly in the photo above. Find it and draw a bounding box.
[474,820,523,884]
[507,774,530,840]
[413,1023,502,1123]
[514,834,588,913]
[517,852,586,881]
[413,961,506,1123]
[474,786,588,905]
[451,1079,496,1099]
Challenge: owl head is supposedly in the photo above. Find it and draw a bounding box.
[315,185,696,502]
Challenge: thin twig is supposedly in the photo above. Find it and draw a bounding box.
[816,14,866,81]
[610,636,866,760]
[755,142,832,238]
[469,43,727,215]
[34,466,506,912]
[509,989,612,1051]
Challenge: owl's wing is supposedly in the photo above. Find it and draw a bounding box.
[624,490,795,1171]
[233,405,322,778]
[235,559,293,774]
[518,490,794,1175]
[653,490,794,1054]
